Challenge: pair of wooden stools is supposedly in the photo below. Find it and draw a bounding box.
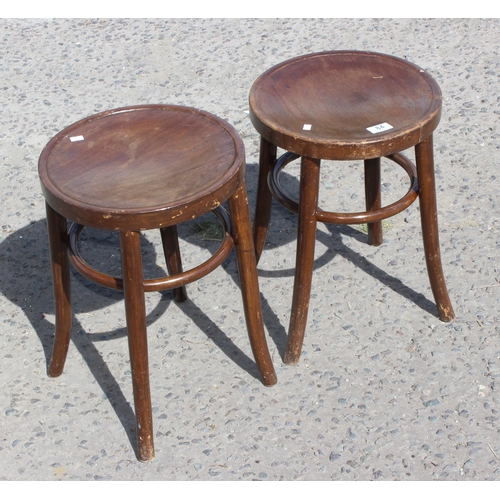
[39,51,455,461]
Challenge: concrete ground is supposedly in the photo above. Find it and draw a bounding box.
[1,18,499,481]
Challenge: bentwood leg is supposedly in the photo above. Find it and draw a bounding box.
[284,156,321,365]
[46,203,72,378]
[253,137,277,263]
[364,157,383,246]
[120,230,154,462]
[415,135,455,322]
[160,225,188,302]
[229,181,277,387]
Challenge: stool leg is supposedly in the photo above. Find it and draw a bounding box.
[364,157,383,246]
[120,230,155,462]
[160,225,188,302]
[253,137,277,263]
[415,135,455,322]
[228,181,277,386]
[46,203,72,378]
[285,156,321,365]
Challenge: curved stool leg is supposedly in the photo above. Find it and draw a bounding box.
[253,137,277,263]
[120,230,154,462]
[415,135,455,322]
[46,203,72,378]
[160,225,188,302]
[285,156,321,365]
[364,157,383,246]
[229,181,277,387]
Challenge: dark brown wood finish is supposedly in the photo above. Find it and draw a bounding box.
[39,104,277,462]
[284,156,321,365]
[415,135,455,321]
[249,51,442,160]
[46,203,72,378]
[364,158,383,246]
[253,137,277,263]
[160,225,188,302]
[228,182,277,383]
[39,105,244,231]
[120,229,154,461]
[249,51,455,365]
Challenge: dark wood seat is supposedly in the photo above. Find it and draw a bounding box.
[38,104,277,462]
[249,50,455,365]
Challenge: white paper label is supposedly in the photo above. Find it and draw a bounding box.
[367,123,393,134]
[303,124,312,131]
[70,135,85,142]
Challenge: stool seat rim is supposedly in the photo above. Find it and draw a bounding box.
[249,50,442,160]
[39,104,245,230]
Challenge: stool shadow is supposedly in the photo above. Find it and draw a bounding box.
[245,165,439,358]
[174,214,280,379]
[0,218,269,455]
[1,220,172,452]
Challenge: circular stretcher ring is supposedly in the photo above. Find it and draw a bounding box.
[67,206,234,292]
[269,152,419,225]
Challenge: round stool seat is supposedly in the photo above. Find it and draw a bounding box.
[39,104,243,230]
[249,50,442,160]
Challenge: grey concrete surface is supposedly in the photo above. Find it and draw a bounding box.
[1,18,499,480]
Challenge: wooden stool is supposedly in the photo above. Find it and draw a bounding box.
[39,104,277,462]
[249,51,455,365]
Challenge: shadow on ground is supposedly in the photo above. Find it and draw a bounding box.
[0,215,270,456]
[1,167,437,456]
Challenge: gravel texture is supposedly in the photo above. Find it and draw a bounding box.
[1,18,499,481]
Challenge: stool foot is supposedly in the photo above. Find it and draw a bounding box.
[284,350,301,366]
[46,203,72,378]
[160,225,188,302]
[415,135,455,322]
[285,156,321,365]
[253,137,277,263]
[230,181,277,386]
[364,158,383,246]
[120,230,155,461]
